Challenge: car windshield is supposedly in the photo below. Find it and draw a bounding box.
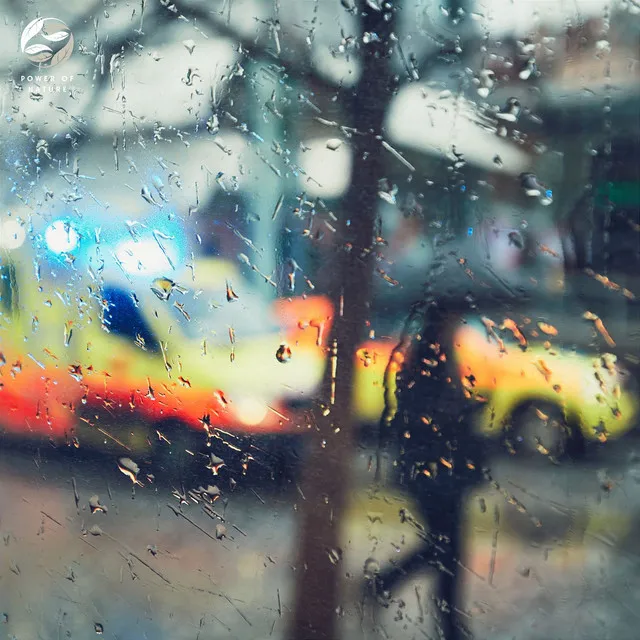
[163,283,279,342]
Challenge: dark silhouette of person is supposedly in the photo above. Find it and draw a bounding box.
[374,298,491,640]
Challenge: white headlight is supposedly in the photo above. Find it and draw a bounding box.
[234,396,268,426]
[45,221,79,253]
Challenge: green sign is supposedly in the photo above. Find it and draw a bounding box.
[595,182,640,207]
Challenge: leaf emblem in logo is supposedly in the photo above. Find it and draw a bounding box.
[42,31,69,43]
[20,17,74,67]
[49,45,73,67]
[28,51,54,63]
[20,17,44,52]
[24,44,53,55]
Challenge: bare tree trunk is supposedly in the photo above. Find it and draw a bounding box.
[287,4,397,639]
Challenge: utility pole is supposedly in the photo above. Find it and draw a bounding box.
[287,2,398,639]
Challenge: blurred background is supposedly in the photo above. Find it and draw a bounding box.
[0,0,639,638]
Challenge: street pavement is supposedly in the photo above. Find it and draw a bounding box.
[0,438,639,639]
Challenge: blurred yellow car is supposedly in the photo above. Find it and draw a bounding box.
[356,313,638,448]
[453,317,638,443]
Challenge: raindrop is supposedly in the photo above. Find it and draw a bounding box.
[508,231,524,249]
[520,173,552,205]
[152,176,168,201]
[518,58,538,80]
[495,98,521,123]
[226,280,239,302]
[364,557,380,580]
[215,524,227,539]
[207,454,225,475]
[141,185,161,207]
[117,457,141,485]
[276,344,292,363]
[537,322,558,336]
[206,114,220,135]
[36,139,51,159]
[89,495,108,514]
[151,277,186,301]
[64,321,73,347]
[477,69,495,98]
[201,485,221,503]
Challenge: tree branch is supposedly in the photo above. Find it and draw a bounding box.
[166,0,340,98]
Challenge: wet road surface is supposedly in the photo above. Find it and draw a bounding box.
[0,438,639,639]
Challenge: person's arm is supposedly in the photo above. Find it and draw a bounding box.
[565,188,595,272]
[375,300,434,484]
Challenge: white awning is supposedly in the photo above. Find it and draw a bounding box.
[385,85,531,175]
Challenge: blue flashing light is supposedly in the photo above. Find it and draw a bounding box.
[467,227,474,236]
[545,189,553,198]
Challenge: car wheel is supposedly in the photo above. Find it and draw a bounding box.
[506,401,575,460]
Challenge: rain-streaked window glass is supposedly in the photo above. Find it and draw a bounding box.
[1,1,639,639]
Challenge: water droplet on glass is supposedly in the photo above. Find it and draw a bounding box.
[89,495,108,514]
[276,344,292,363]
[207,113,220,135]
[182,39,196,54]
[520,173,552,205]
[117,457,141,485]
[508,231,524,249]
[226,280,239,302]
[364,557,380,580]
[477,69,495,97]
[64,320,73,347]
[201,485,221,503]
[518,58,538,80]
[141,185,161,207]
[496,98,521,123]
[215,524,227,539]
[207,454,225,475]
[151,277,185,301]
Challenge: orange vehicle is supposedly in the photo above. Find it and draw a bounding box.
[0,214,391,476]
[0,259,324,437]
